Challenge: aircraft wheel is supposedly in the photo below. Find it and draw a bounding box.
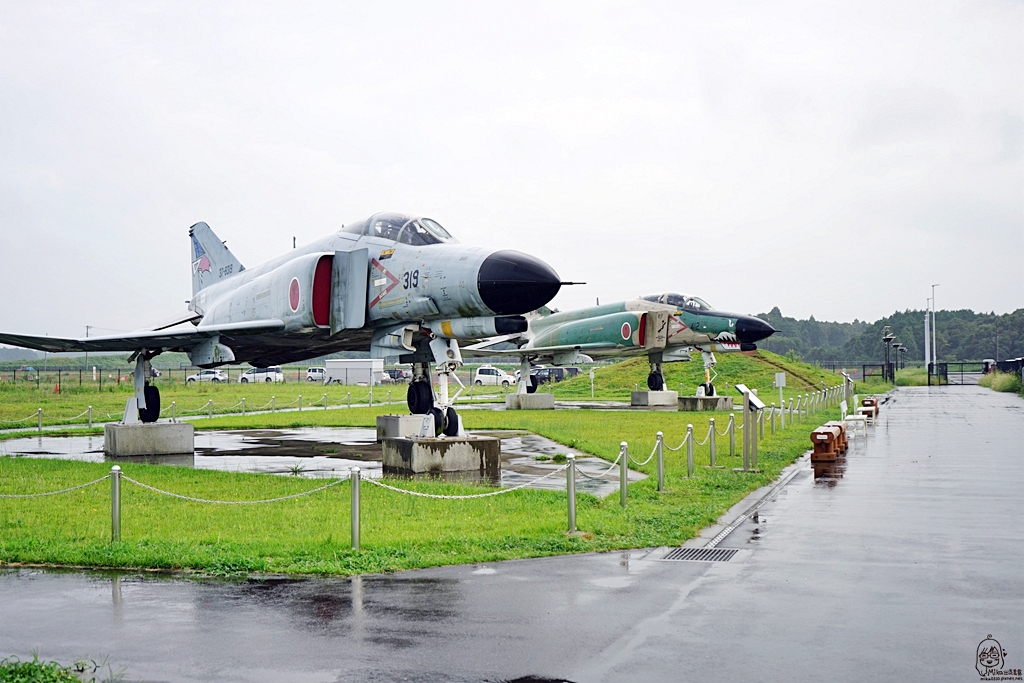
[139,384,161,423]
[647,371,665,391]
[526,375,538,394]
[429,407,445,436]
[442,407,459,437]
[700,382,716,397]
[407,380,434,414]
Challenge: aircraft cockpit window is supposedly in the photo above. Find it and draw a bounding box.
[641,294,662,304]
[664,293,689,308]
[369,213,412,241]
[684,297,712,311]
[399,221,443,246]
[341,219,368,235]
[420,218,457,243]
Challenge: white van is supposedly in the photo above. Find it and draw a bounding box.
[474,365,513,387]
[306,367,326,382]
[238,366,284,383]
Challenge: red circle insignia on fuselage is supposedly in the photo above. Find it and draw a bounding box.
[289,278,300,312]
[621,322,631,340]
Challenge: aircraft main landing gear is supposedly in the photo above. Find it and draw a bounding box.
[125,350,162,423]
[647,354,666,391]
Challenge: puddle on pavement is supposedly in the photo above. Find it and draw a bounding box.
[0,427,642,496]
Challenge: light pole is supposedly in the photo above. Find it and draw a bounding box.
[882,328,895,382]
[84,325,92,376]
[931,284,939,367]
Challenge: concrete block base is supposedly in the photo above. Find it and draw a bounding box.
[505,393,555,410]
[678,396,734,412]
[382,436,500,477]
[104,422,194,456]
[376,414,429,442]
[631,390,679,407]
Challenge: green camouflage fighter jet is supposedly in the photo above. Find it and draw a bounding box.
[465,292,775,396]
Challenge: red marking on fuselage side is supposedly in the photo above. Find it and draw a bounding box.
[621,322,631,340]
[312,255,332,327]
[368,258,400,309]
[638,313,647,346]
[289,278,300,312]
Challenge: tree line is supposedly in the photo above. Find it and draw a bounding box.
[756,307,1024,363]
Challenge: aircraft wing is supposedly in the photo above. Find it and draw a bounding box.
[0,319,286,354]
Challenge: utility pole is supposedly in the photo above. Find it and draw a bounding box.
[84,325,92,375]
[924,300,931,370]
[931,284,939,367]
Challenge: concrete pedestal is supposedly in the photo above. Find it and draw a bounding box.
[104,422,194,456]
[382,436,500,477]
[631,390,679,407]
[505,394,555,410]
[376,414,430,442]
[677,396,734,412]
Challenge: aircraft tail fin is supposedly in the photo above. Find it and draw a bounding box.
[190,222,245,296]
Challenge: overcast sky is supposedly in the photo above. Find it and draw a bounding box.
[1,1,1021,339]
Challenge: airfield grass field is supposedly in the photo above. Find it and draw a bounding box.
[0,350,882,433]
[0,405,830,576]
[0,351,875,576]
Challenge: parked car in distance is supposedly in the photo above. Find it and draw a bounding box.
[238,366,284,383]
[474,365,514,387]
[306,367,326,382]
[384,368,412,382]
[186,369,228,383]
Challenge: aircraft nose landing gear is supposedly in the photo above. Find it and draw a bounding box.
[402,338,465,437]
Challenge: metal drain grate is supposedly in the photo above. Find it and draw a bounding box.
[661,547,738,562]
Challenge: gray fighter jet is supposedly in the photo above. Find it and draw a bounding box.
[0,213,563,434]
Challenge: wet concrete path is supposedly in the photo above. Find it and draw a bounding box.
[1,386,1022,682]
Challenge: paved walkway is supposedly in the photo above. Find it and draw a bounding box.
[1,386,1021,682]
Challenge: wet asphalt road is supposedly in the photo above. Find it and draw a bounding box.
[2,386,1022,682]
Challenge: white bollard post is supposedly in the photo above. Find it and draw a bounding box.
[241,398,246,416]
[351,467,361,550]
[686,424,694,478]
[110,465,121,542]
[88,405,93,428]
[271,396,275,413]
[298,394,302,412]
[619,442,628,508]
[709,418,718,467]
[171,401,176,423]
[323,394,328,410]
[729,413,736,457]
[656,432,665,492]
[347,392,351,409]
[37,408,42,434]
[567,455,577,532]
[208,400,213,418]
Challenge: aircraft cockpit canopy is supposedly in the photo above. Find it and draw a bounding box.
[642,293,714,312]
[342,213,458,245]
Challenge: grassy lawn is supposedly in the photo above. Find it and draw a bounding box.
[0,396,833,576]
[0,350,860,576]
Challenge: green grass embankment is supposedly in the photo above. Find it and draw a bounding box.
[978,370,1024,396]
[0,403,831,576]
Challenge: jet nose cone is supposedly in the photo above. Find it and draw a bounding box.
[478,250,561,315]
[735,316,776,344]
